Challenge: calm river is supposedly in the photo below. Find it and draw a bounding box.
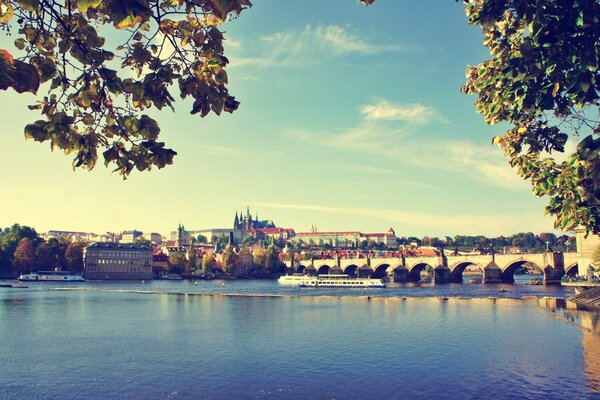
[1,278,599,399]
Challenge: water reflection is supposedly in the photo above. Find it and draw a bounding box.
[538,298,600,392]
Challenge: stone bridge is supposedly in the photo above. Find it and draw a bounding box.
[285,252,580,284]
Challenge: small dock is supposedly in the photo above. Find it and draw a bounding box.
[562,279,600,295]
[568,286,600,309]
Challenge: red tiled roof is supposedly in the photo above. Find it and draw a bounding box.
[255,228,295,234]
[296,231,361,236]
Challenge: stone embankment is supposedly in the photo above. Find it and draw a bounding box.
[570,287,600,309]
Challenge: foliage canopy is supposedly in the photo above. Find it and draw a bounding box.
[0,0,252,175]
[460,0,599,234]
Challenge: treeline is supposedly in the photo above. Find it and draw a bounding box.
[399,232,575,252]
[0,224,86,277]
[168,244,284,276]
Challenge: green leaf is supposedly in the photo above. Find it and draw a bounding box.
[0,3,14,23]
[0,49,15,90]
[11,60,40,94]
[15,0,40,13]
[31,56,56,83]
[77,0,102,13]
[14,38,26,50]
[24,120,48,141]
[106,0,151,29]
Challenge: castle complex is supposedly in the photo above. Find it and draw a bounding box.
[233,207,275,231]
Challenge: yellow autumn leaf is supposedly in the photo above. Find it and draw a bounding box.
[551,82,560,97]
[0,3,14,23]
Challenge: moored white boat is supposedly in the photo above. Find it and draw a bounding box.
[278,273,313,285]
[18,271,85,282]
[161,273,183,280]
[298,274,385,288]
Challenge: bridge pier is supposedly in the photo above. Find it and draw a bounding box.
[393,268,408,282]
[433,267,451,284]
[543,268,564,285]
[483,264,502,284]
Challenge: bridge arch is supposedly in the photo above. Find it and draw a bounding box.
[450,261,484,283]
[317,264,332,275]
[565,263,579,276]
[342,264,359,277]
[296,264,307,274]
[408,262,434,282]
[372,264,390,279]
[501,260,544,283]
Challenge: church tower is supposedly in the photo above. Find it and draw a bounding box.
[234,212,239,230]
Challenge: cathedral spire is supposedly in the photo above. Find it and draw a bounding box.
[234,212,239,229]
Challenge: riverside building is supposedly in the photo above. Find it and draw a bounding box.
[84,242,153,280]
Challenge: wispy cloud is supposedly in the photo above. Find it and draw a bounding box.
[334,164,395,175]
[287,124,528,190]
[193,144,241,156]
[285,96,528,190]
[359,100,447,125]
[251,202,553,236]
[229,24,407,68]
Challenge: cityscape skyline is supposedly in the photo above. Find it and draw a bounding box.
[0,1,560,237]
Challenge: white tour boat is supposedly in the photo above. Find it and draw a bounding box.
[161,273,183,280]
[18,271,85,282]
[278,273,313,285]
[298,274,385,288]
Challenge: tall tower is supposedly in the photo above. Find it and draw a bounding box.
[234,212,239,230]
[176,223,184,248]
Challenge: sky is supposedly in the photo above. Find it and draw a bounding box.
[0,0,565,238]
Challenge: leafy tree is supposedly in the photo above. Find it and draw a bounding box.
[186,244,197,273]
[46,237,68,269]
[0,247,10,275]
[0,224,41,266]
[36,241,53,270]
[201,252,215,274]
[168,252,185,274]
[264,245,280,273]
[0,0,254,176]
[221,245,236,273]
[241,235,257,245]
[64,242,86,272]
[196,234,207,244]
[217,235,229,246]
[461,0,600,234]
[135,238,152,247]
[252,247,266,273]
[13,237,36,272]
[237,246,252,274]
[593,244,600,266]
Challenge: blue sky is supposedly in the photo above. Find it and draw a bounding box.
[0,0,561,237]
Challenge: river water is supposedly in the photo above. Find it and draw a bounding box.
[1,277,599,399]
